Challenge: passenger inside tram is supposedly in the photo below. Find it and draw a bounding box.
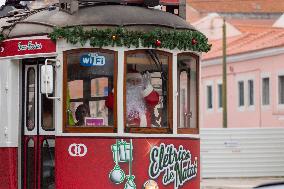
[75,104,90,126]
[124,50,169,128]
[126,70,159,127]
[105,69,160,127]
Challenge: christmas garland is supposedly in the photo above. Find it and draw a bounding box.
[48,26,211,52]
[0,33,5,42]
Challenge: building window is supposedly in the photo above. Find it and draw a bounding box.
[207,85,213,109]
[262,77,270,105]
[238,81,245,107]
[218,84,223,108]
[279,76,284,104]
[248,80,254,106]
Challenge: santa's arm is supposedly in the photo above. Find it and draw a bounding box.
[142,85,159,107]
[105,92,114,110]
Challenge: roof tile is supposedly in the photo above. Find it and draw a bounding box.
[188,0,284,13]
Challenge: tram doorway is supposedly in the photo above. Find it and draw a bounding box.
[22,58,55,189]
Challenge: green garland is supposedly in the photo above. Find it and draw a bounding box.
[48,26,211,52]
[0,33,5,42]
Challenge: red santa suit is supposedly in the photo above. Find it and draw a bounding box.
[105,72,159,127]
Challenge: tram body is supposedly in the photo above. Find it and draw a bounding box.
[0,2,210,189]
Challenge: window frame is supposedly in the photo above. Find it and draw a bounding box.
[217,83,223,109]
[177,53,199,134]
[238,80,245,107]
[262,77,270,106]
[63,48,118,133]
[278,75,284,105]
[248,79,254,106]
[123,49,173,134]
[206,84,213,111]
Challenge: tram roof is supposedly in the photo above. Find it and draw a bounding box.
[2,5,196,38]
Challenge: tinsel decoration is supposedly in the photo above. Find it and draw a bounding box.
[48,26,211,52]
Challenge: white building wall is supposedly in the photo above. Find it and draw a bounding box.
[201,128,284,178]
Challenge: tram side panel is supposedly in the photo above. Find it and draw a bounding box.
[56,137,200,189]
[0,60,19,189]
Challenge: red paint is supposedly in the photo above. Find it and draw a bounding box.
[0,148,18,189]
[0,39,56,58]
[23,136,37,189]
[160,0,179,5]
[56,137,200,189]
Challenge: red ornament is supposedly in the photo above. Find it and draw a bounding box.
[192,38,197,45]
[155,40,161,47]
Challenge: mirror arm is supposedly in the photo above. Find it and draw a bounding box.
[45,59,61,101]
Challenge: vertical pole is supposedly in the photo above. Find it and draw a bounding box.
[222,18,228,128]
[179,0,186,19]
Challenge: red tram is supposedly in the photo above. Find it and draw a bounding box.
[0,0,210,188]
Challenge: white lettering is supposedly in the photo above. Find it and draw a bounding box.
[18,41,42,51]
[149,143,198,189]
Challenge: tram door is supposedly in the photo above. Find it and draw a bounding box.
[23,59,55,189]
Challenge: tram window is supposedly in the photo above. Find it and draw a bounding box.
[177,54,199,134]
[41,95,54,131]
[26,139,35,189]
[124,50,172,133]
[41,139,55,189]
[26,68,36,131]
[64,49,117,132]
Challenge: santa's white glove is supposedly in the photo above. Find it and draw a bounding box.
[142,71,151,89]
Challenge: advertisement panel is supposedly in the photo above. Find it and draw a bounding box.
[56,137,200,189]
[0,39,56,58]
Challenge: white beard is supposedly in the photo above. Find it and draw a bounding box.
[126,84,146,119]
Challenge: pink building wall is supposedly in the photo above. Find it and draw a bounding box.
[201,52,284,128]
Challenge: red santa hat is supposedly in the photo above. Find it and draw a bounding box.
[127,69,142,80]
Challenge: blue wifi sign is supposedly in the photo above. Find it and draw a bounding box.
[80,53,106,67]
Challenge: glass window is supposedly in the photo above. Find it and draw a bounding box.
[125,50,171,132]
[207,86,213,109]
[248,80,254,106]
[218,84,223,108]
[177,54,198,131]
[41,139,55,189]
[26,68,36,131]
[26,139,35,189]
[262,78,270,105]
[41,95,54,131]
[238,81,244,107]
[64,49,117,132]
[279,76,284,104]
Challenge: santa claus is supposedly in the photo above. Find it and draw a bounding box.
[105,70,159,127]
